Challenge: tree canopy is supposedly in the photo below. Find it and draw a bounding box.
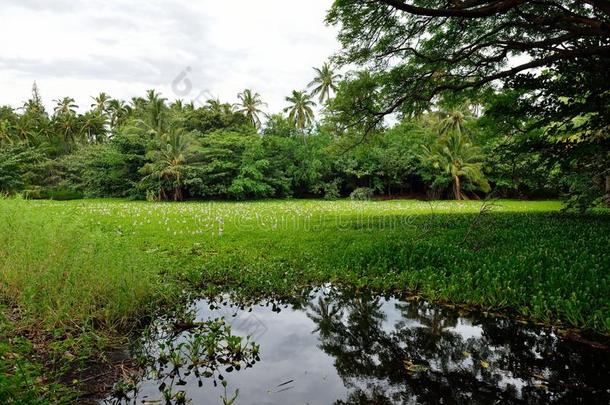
[326,0,610,208]
[327,0,610,133]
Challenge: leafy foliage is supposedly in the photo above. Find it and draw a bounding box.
[326,0,610,208]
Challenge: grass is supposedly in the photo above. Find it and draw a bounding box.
[1,197,609,402]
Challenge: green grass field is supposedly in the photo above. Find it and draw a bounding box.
[1,198,609,402]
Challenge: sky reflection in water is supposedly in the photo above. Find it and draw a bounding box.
[109,286,610,404]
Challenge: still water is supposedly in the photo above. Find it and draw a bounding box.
[105,287,610,404]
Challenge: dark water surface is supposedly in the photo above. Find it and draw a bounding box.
[105,287,610,404]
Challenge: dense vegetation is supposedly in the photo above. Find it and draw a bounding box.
[1,199,609,402]
[1,1,609,403]
[0,76,607,209]
[327,0,610,210]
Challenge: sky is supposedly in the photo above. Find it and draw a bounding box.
[0,0,339,114]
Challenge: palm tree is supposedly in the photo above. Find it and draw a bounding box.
[184,101,195,113]
[79,111,107,143]
[145,90,167,132]
[206,98,222,112]
[284,90,316,131]
[14,117,41,145]
[235,89,266,129]
[53,97,78,116]
[107,99,129,132]
[170,99,185,112]
[307,297,343,338]
[140,129,198,201]
[128,90,169,138]
[130,96,146,111]
[436,108,474,138]
[54,113,80,148]
[0,120,14,145]
[23,99,44,116]
[419,131,490,200]
[308,62,340,103]
[91,92,111,113]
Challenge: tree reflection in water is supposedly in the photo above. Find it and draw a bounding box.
[108,287,609,404]
[305,288,610,404]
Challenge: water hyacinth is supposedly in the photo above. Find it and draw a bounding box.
[1,198,610,403]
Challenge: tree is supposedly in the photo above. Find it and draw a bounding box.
[23,82,45,116]
[419,130,490,200]
[53,113,80,149]
[0,107,18,146]
[0,145,44,193]
[262,114,300,138]
[436,108,474,139]
[308,62,340,103]
[169,99,185,113]
[16,83,50,146]
[284,90,316,131]
[79,111,108,143]
[107,99,129,133]
[327,1,610,131]
[206,98,234,115]
[182,103,249,135]
[144,90,168,136]
[140,130,198,201]
[91,92,111,114]
[53,97,78,117]
[327,1,610,208]
[235,89,266,129]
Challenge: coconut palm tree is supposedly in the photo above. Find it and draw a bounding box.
[53,97,78,116]
[436,108,474,138]
[145,90,167,133]
[14,117,40,145]
[170,99,185,112]
[307,296,343,338]
[125,90,168,138]
[308,62,340,103]
[206,98,223,113]
[419,131,490,200]
[130,96,146,111]
[91,92,111,113]
[235,89,266,129]
[107,99,129,132]
[79,111,107,143]
[54,113,80,148]
[140,129,198,201]
[206,98,235,116]
[284,90,316,131]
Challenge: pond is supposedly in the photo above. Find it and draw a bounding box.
[104,286,610,404]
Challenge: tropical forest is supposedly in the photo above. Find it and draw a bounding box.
[0,1,609,404]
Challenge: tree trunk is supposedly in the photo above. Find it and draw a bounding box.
[453,175,462,200]
[174,186,183,201]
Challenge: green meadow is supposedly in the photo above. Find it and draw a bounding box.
[1,198,609,402]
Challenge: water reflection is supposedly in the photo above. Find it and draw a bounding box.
[106,287,610,404]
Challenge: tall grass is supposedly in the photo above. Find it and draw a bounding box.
[0,199,166,333]
[0,199,176,403]
[0,198,609,402]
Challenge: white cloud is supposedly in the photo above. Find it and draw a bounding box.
[0,0,338,114]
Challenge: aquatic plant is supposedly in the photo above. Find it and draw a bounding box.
[111,306,259,404]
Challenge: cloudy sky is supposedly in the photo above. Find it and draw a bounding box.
[0,0,338,114]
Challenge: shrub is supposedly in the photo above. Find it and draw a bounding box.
[350,187,374,201]
[39,188,83,201]
[323,180,341,200]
